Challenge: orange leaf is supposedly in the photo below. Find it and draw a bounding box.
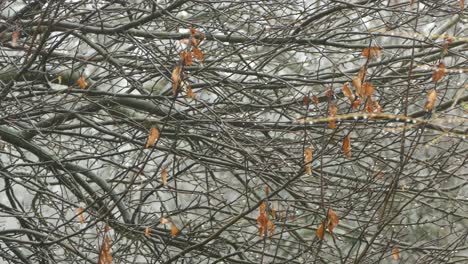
[259,201,267,214]
[171,64,182,95]
[424,89,437,112]
[77,76,88,89]
[271,207,276,220]
[361,47,381,59]
[461,0,465,11]
[192,46,204,61]
[343,135,351,159]
[362,82,375,97]
[328,209,339,233]
[257,213,268,236]
[353,67,366,96]
[393,246,399,260]
[186,85,195,99]
[316,221,326,240]
[374,100,383,113]
[352,98,361,109]
[180,51,192,65]
[145,127,159,149]
[76,207,85,224]
[98,225,112,264]
[328,104,338,129]
[304,148,313,175]
[342,82,355,103]
[432,62,446,83]
[145,226,151,238]
[365,96,374,113]
[161,167,168,186]
[170,222,179,238]
[160,217,169,225]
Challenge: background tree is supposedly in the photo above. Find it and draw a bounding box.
[0,0,467,263]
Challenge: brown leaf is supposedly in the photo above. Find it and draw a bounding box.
[76,207,85,224]
[365,96,374,113]
[304,148,313,175]
[259,201,267,214]
[432,62,446,83]
[361,47,381,59]
[328,209,339,233]
[160,217,169,225]
[352,67,366,96]
[192,46,204,61]
[265,186,270,195]
[303,95,310,106]
[328,104,338,129]
[257,212,268,236]
[312,95,319,105]
[145,226,151,238]
[343,134,351,159]
[362,82,375,97]
[171,64,182,95]
[180,51,192,65]
[186,85,195,99]
[271,207,276,220]
[393,246,399,260]
[98,225,112,264]
[316,221,326,240]
[342,82,355,103]
[424,89,437,112]
[161,167,168,186]
[76,76,88,89]
[170,222,179,238]
[461,0,465,11]
[352,98,361,109]
[145,127,160,149]
[374,100,383,113]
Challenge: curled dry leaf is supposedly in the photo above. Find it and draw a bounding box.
[76,207,85,224]
[312,95,319,105]
[11,30,20,47]
[161,167,168,186]
[77,76,88,89]
[352,98,361,109]
[461,0,465,11]
[304,148,313,175]
[352,67,366,96]
[316,221,326,240]
[160,217,169,225]
[171,64,183,95]
[361,47,381,59]
[145,127,159,149]
[145,226,151,238]
[343,134,351,159]
[393,246,399,260]
[303,95,310,106]
[424,89,437,112]
[328,104,338,129]
[365,96,374,113]
[170,222,180,238]
[192,46,204,61]
[186,85,195,99]
[362,82,375,97]
[328,209,339,233]
[257,201,275,237]
[374,100,383,113]
[432,62,446,83]
[98,224,112,264]
[180,51,192,65]
[342,82,355,103]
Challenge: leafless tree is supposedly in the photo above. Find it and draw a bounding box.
[0,0,467,263]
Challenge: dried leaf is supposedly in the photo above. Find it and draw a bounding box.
[180,51,192,65]
[265,186,270,195]
[303,95,310,106]
[343,134,351,159]
[76,76,88,89]
[160,217,169,225]
[328,209,339,233]
[352,67,367,96]
[361,47,381,59]
[365,96,374,113]
[316,221,326,240]
[393,246,399,260]
[374,100,383,113]
[424,89,437,112]
[461,0,465,11]
[342,82,355,103]
[171,64,182,95]
[76,207,85,224]
[432,62,446,83]
[192,46,204,61]
[98,225,112,264]
[362,82,375,97]
[186,85,195,99]
[190,27,206,42]
[352,98,361,109]
[259,201,267,214]
[271,207,276,220]
[161,167,168,186]
[145,226,151,238]
[257,212,268,236]
[170,222,179,238]
[145,127,159,149]
[11,30,20,47]
[328,104,338,129]
[304,148,313,175]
